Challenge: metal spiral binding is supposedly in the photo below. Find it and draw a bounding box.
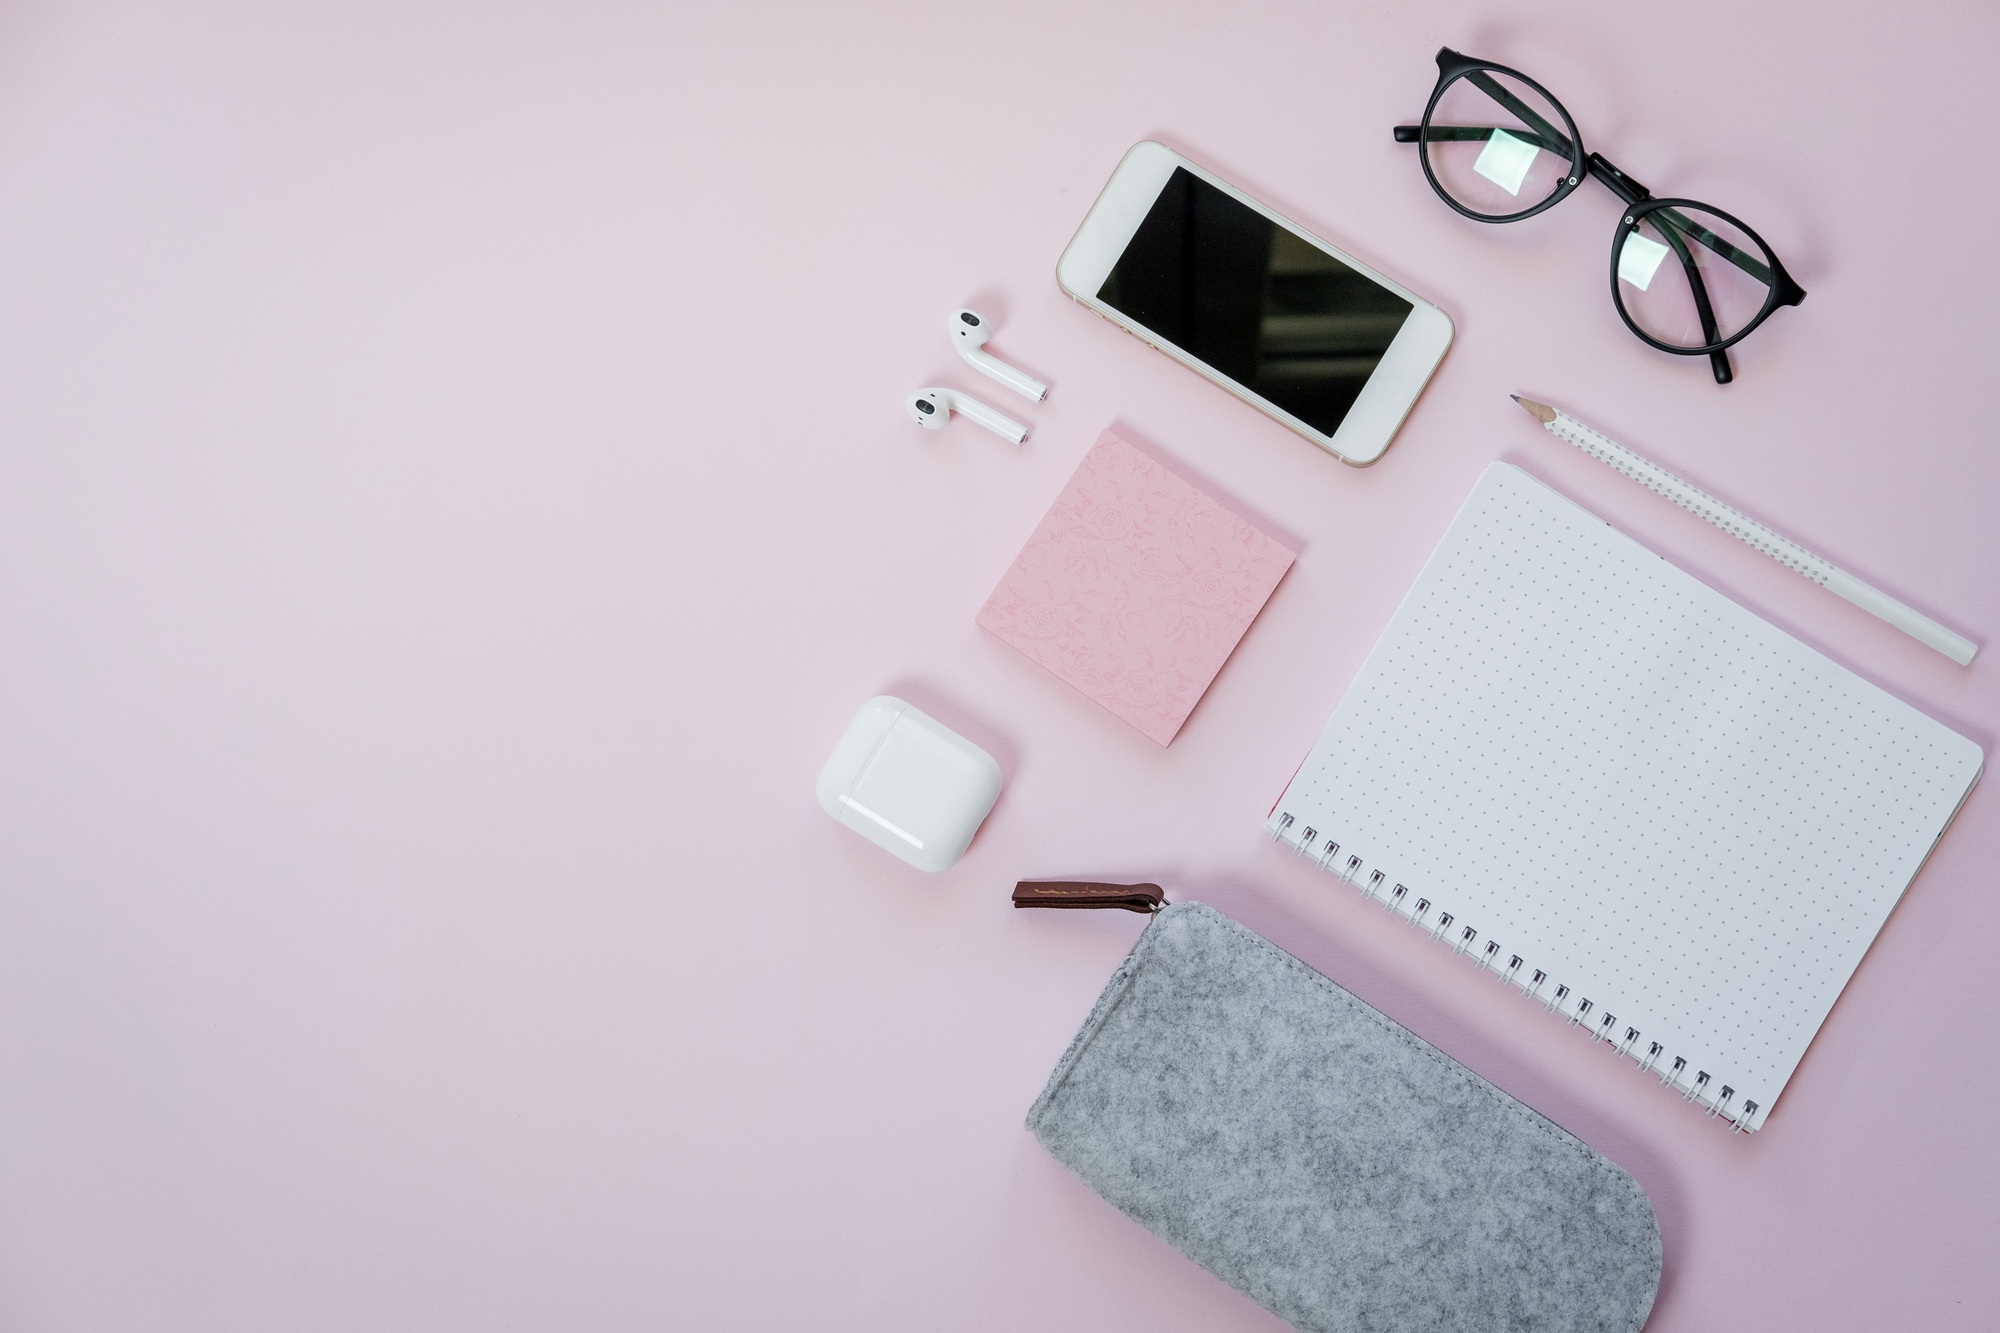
[1268,808,1762,1132]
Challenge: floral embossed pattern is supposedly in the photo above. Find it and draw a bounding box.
[977,429,1295,746]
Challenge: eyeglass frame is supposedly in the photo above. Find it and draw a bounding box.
[1393,47,1807,385]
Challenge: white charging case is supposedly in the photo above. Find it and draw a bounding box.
[816,696,1003,872]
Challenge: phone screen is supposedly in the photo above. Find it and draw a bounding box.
[1096,167,1414,436]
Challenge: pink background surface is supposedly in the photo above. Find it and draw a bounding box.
[977,428,1295,746]
[0,2,1995,1329]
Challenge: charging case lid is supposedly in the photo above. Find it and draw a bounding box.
[816,696,1003,872]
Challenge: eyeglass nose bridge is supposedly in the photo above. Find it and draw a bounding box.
[1586,153,1652,206]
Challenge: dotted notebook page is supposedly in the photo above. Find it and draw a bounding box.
[1269,463,1983,1128]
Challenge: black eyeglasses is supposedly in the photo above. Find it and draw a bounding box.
[1394,47,1806,384]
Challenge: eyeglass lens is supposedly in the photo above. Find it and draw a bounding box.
[1422,70,1573,217]
[1617,206,1777,351]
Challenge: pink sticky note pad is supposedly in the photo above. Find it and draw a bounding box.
[977,429,1295,746]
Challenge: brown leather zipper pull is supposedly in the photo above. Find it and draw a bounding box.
[1012,880,1165,914]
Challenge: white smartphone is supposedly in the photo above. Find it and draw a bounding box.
[1057,141,1453,466]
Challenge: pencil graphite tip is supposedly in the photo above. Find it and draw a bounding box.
[1512,395,1557,425]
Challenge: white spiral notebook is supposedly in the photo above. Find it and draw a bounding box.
[1267,463,1982,1132]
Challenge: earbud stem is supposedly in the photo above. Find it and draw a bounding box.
[955,395,1028,444]
[959,346,1048,402]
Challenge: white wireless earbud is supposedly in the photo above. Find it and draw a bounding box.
[906,387,1027,444]
[948,308,1047,402]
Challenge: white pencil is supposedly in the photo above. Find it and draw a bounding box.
[1513,395,1978,666]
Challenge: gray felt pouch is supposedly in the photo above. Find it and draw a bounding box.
[1027,901,1661,1333]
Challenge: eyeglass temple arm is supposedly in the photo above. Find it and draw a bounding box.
[1600,154,1764,379]
[1606,158,1732,381]
[1393,124,1572,156]
[1462,70,1574,151]
[1648,213,1734,384]
[1391,77,1576,158]
[1591,154,1803,302]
